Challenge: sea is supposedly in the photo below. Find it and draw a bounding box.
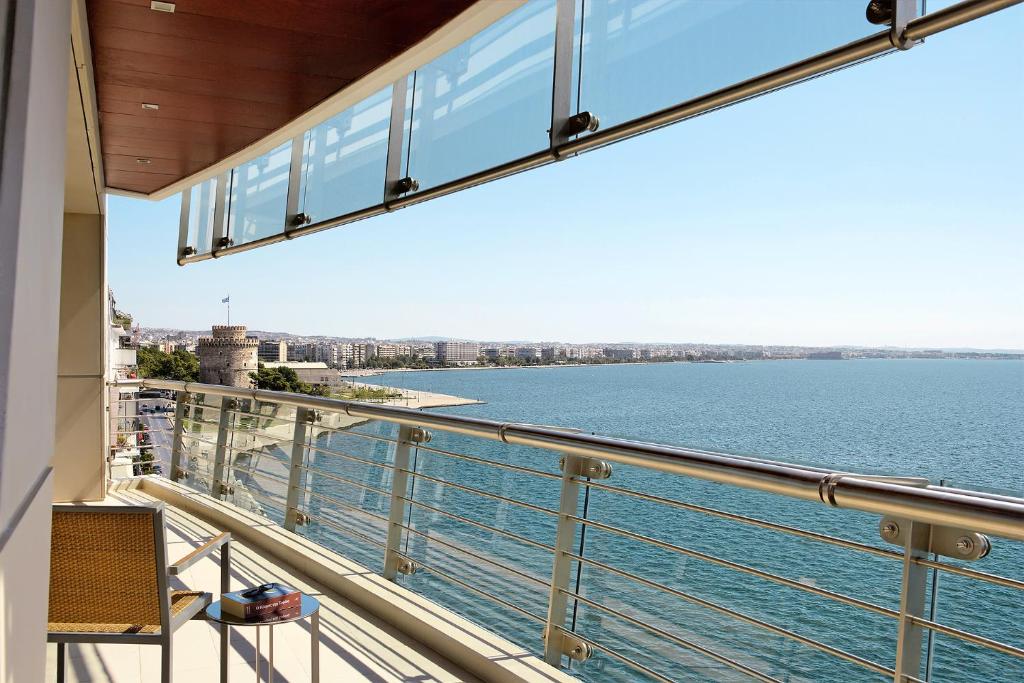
[273,359,1023,682]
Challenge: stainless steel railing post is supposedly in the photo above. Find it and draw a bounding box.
[211,396,235,499]
[284,407,314,532]
[169,391,189,482]
[384,425,417,580]
[544,454,585,666]
[894,519,931,681]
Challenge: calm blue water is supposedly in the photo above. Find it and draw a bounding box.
[293,360,1023,682]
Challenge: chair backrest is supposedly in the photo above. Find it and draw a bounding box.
[49,504,169,630]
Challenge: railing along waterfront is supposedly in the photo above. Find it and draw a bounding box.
[110,379,1024,682]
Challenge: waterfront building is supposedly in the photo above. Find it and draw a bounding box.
[482,347,501,360]
[258,339,288,363]
[196,325,259,387]
[515,346,541,360]
[412,343,437,361]
[435,341,481,366]
[541,347,561,361]
[339,342,372,368]
[376,343,412,359]
[604,347,639,361]
[287,342,315,362]
[263,361,345,390]
[313,342,340,367]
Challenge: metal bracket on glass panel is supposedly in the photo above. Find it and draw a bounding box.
[210,171,230,257]
[383,75,411,208]
[176,187,191,263]
[408,427,431,443]
[291,510,309,527]
[284,133,306,236]
[395,558,418,576]
[393,176,420,195]
[563,112,600,137]
[285,407,314,531]
[211,397,236,500]
[879,517,991,561]
[384,424,419,580]
[169,391,190,481]
[559,455,612,480]
[547,631,593,663]
[549,0,576,156]
[865,0,918,49]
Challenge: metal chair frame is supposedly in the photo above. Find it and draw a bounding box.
[47,503,231,682]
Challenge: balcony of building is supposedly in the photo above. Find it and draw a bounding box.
[0,1,1021,682]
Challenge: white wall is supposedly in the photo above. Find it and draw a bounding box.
[0,0,71,680]
[54,212,107,503]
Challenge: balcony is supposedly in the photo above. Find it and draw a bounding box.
[102,379,1024,683]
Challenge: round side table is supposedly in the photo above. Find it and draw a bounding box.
[206,594,320,683]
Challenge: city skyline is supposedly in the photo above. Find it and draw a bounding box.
[107,5,1023,350]
[130,323,1023,355]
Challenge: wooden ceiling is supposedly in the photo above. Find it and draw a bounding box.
[86,0,476,195]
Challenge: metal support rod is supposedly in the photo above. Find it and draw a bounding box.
[130,378,1024,542]
[923,478,948,681]
[544,454,583,665]
[383,76,410,206]
[892,0,920,49]
[284,407,312,532]
[210,171,230,252]
[169,391,189,481]
[284,133,306,231]
[894,520,931,682]
[176,184,190,259]
[549,0,577,153]
[210,397,234,499]
[384,425,416,579]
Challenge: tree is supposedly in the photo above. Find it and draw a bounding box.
[250,364,305,392]
[249,363,331,396]
[137,346,199,381]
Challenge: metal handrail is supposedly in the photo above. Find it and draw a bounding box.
[123,378,1024,541]
[113,378,1024,680]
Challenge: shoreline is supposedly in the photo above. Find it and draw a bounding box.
[339,359,744,378]
[340,355,1021,379]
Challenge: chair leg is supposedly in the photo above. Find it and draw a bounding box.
[220,541,230,682]
[220,624,228,682]
[56,643,66,683]
[162,635,173,683]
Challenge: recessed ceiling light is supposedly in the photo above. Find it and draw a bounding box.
[150,2,175,13]
[136,158,152,165]
[141,103,160,110]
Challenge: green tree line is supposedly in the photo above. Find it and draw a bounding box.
[136,346,199,381]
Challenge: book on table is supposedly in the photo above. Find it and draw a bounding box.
[222,583,300,620]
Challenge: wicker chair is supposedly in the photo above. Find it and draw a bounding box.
[47,503,231,682]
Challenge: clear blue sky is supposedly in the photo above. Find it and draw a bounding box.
[107,3,1022,349]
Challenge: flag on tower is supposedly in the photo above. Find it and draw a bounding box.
[222,296,230,303]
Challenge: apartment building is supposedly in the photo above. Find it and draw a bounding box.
[435,341,481,366]
[257,339,288,363]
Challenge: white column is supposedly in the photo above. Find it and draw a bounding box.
[0,0,72,681]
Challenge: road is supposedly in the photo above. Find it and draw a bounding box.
[137,397,174,475]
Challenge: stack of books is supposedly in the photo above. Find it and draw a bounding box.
[222,583,301,623]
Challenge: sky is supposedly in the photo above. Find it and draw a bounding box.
[107,3,1023,350]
